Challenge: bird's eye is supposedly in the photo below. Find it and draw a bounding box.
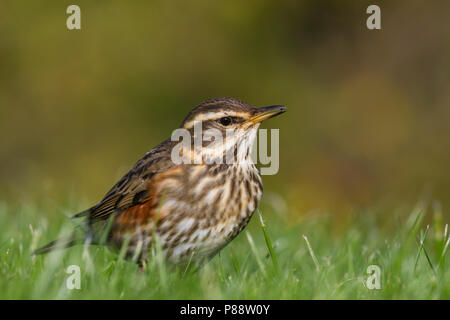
[218,117,232,126]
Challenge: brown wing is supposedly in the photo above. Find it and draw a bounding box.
[107,165,185,240]
[74,139,176,223]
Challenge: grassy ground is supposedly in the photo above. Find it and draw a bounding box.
[0,200,449,299]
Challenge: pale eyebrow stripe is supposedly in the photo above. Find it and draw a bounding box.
[184,111,249,129]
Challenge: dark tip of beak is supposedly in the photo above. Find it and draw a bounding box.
[258,105,287,114]
[256,105,287,119]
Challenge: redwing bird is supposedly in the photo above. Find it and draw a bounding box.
[35,98,286,265]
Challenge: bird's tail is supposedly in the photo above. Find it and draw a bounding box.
[34,207,94,255]
[33,233,80,255]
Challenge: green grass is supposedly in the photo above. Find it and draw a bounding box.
[0,200,449,299]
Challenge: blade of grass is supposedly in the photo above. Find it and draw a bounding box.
[421,244,436,275]
[245,231,266,276]
[414,225,436,275]
[117,234,131,263]
[257,210,279,274]
[229,245,240,275]
[302,235,320,272]
[98,215,115,246]
[414,225,430,272]
[182,251,195,278]
[152,233,168,292]
[438,232,450,269]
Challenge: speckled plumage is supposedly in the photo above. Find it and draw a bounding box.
[35,98,285,265]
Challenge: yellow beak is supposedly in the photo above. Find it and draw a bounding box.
[244,105,287,125]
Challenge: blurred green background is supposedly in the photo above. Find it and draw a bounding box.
[1,1,449,219]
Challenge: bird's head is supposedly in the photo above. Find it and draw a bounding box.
[175,98,286,165]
